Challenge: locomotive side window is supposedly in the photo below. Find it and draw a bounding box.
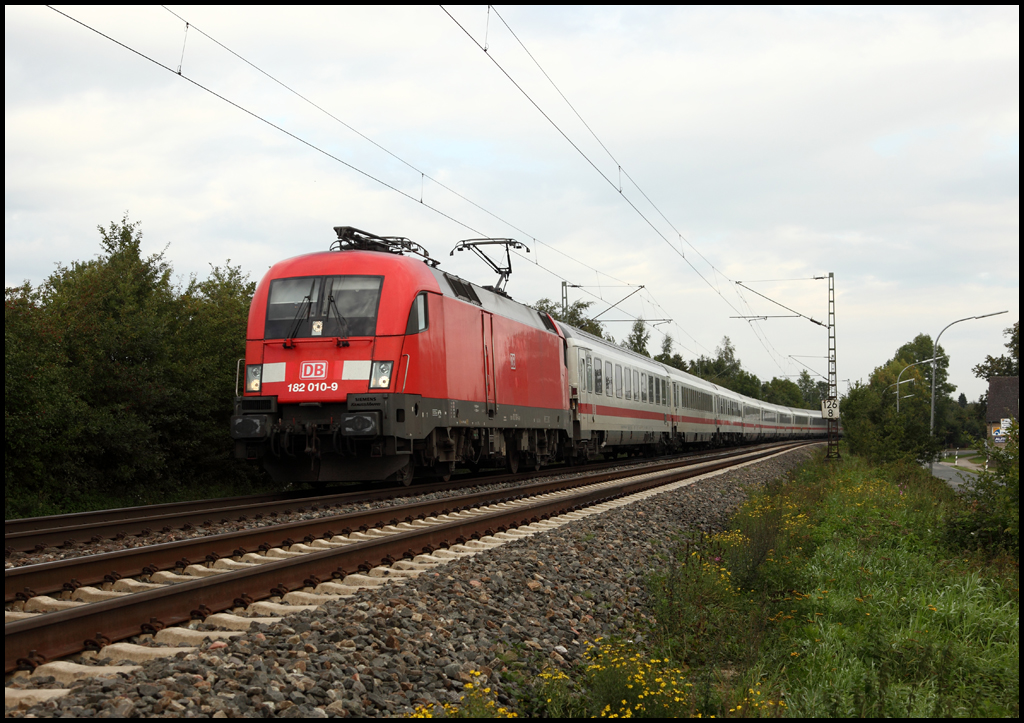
[405,292,429,334]
[266,275,382,339]
[606,362,613,396]
[594,357,603,395]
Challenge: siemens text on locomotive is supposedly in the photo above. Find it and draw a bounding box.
[231,226,831,485]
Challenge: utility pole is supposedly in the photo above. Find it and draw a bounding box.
[826,272,840,460]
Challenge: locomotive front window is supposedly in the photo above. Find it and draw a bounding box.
[267,277,322,322]
[265,275,383,339]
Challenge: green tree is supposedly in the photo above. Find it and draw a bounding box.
[762,377,803,407]
[5,283,86,516]
[654,334,687,371]
[839,334,949,463]
[5,216,262,516]
[796,370,828,408]
[535,298,606,338]
[625,318,651,357]
[972,321,1019,379]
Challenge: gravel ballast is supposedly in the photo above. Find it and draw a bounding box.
[6,446,816,718]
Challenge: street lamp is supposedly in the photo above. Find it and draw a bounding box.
[929,311,1008,452]
[896,357,942,412]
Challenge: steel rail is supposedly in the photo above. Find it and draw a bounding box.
[5,443,795,604]
[5,443,809,673]
[5,469,526,537]
[5,444,779,553]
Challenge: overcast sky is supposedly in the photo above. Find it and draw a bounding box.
[6,5,1019,401]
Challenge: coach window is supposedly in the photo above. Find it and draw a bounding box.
[654,377,660,405]
[405,292,429,334]
[640,373,647,402]
[633,370,640,402]
[647,375,654,404]
[623,366,631,400]
[594,357,603,395]
[616,364,623,398]
[586,355,593,393]
[606,361,613,396]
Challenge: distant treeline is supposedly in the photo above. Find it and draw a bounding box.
[5,217,267,518]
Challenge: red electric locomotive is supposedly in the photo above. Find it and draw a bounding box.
[232,225,832,486]
[231,227,572,485]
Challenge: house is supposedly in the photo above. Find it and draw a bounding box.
[986,376,1019,444]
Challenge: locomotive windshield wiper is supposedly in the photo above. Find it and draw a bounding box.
[325,293,350,347]
[285,279,316,344]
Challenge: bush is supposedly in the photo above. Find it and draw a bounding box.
[5,216,269,517]
[945,422,1019,557]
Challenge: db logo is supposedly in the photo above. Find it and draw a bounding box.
[299,361,328,380]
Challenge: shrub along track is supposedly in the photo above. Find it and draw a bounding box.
[5,442,812,678]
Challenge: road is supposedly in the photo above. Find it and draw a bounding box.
[927,461,980,491]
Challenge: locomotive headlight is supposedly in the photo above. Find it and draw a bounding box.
[246,364,262,392]
[369,361,394,389]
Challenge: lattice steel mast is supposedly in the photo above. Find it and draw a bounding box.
[826,272,840,459]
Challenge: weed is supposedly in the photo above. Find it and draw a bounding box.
[513,450,1019,718]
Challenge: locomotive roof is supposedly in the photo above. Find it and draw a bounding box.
[426,266,556,335]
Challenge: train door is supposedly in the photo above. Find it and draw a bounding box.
[482,312,496,418]
[576,347,594,427]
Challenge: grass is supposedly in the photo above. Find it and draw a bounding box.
[508,450,1018,718]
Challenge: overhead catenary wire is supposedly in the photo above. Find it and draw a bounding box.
[52,6,800,382]
[46,6,488,240]
[445,5,804,377]
[440,6,750,322]
[487,5,736,290]
[52,6,715,362]
[158,4,626,292]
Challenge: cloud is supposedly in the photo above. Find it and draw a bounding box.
[4,5,1018,400]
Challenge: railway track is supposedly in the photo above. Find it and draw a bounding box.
[5,446,773,555]
[5,441,812,677]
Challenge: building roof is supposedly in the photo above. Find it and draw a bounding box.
[986,376,1019,423]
